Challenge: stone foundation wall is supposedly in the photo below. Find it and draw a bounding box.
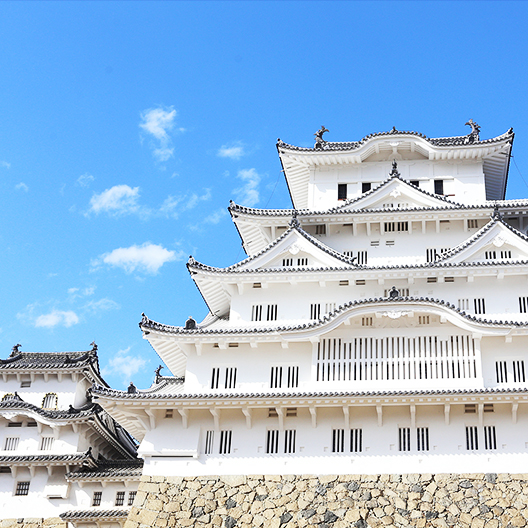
[0,519,66,528]
[126,474,528,528]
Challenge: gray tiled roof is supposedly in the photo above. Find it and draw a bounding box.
[66,459,143,480]
[92,385,528,401]
[140,295,528,337]
[0,398,99,419]
[60,509,129,520]
[0,350,99,370]
[0,449,97,467]
[277,127,514,152]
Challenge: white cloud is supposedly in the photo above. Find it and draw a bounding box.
[89,185,140,216]
[1,161,10,169]
[35,310,79,328]
[84,298,120,313]
[140,106,178,162]
[101,347,147,385]
[159,189,212,218]
[232,168,261,207]
[93,242,181,274]
[77,173,95,187]
[218,142,245,160]
[15,182,28,192]
[204,208,228,224]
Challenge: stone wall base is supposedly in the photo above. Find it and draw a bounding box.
[0,519,66,528]
[126,473,528,528]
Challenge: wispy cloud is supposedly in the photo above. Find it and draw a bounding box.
[140,106,180,162]
[232,168,261,207]
[1,161,10,169]
[35,310,79,328]
[218,141,245,160]
[77,173,95,187]
[89,185,140,216]
[160,189,212,218]
[101,347,148,386]
[83,298,120,313]
[204,208,228,224]
[15,182,28,192]
[92,242,182,274]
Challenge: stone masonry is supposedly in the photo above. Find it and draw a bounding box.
[0,519,66,528]
[126,474,528,528]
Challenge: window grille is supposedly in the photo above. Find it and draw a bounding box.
[484,404,494,413]
[474,298,486,314]
[286,407,297,417]
[355,280,366,286]
[468,219,479,229]
[27,422,37,428]
[519,297,528,314]
[315,225,326,235]
[310,303,321,320]
[350,428,363,452]
[268,408,278,418]
[338,184,347,200]
[344,250,354,257]
[362,182,371,193]
[427,277,437,283]
[386,240,395,246]
[370,240,380,247]
[325,302,336,313]
[7,422,22,428]
[165,409,173,419]
[40,437,54,451]
[115,491,125,506]
[205,431,214,455]
[458,298,470,311]
[4,437,19,451]
[496,361,507,383]
[418,316,430,325]
[42,393,57,409]
[251,305,263,321]
[466,426,478,450]
[270,366,298,388]
[224,367,237,389]
[417,427,429,451]
[501,250,512,259]
[484,426,497,450]
[316,336,477,382]
[15,482,30,496]
[92,491,102,506]
[464,404,476,414]
[339,280,349,286]
[128,491,137,506]
[361,317,373,327]
[20,381,31,388]
[219,430,232,454]
[282,258,293,267]
[514,360,526,382]
[284,430,296,454]
[399,428,411,452]
[297,258,308,266]
[444,276,455,283]
[434,179,444,195]
[332,429,345,453]
[266,430,279,454]
[485,250,496,260]
[0,467,9,473]
[384,222,408,232]
[211,368,220,389]
[356,251,368,265]
[267,305,278,321]
[253,283,261,289]
[426,248,449,262]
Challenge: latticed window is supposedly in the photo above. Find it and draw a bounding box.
[128,491,137,506]
[338,184,347,200]
[115,491,125,506]
[219,430,232,454]
[266,430,279,454]
[466,426,478,450]
[204,430,214,455]
[350,428,362,452]
[92,491,102,506]
[42,393,58,409]
[270,366,298,389]
[474,298,486,315]
[332,429,345,453]
[40,437,54,451]
[519,297,528,314]
[484,426,497,450]
[310,303,321,320]
[4,437,19,450]
[398,428,410,452]
[332,428,363,453]
[496,361,507,383]
[15,481,30,496]
[514,361,526,382]
[417,427,429,451]
[284,430,296,454]
[210,367,237,389]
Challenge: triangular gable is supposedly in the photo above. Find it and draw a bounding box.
[438,217,528,264]
[337,176,461,212]
[232,222,356,271]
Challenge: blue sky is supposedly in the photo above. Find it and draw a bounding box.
[1,1,528,389]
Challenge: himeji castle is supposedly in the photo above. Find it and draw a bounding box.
[91,121,528,479]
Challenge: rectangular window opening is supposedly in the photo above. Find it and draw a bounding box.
[398,427,411,452]
[338,184,347,201]
[219,430,232,455]
[15,482,30,496]
[205,430,214,455]
[92,491,102,506]
[115,491,125,507]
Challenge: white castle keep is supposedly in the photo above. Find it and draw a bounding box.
[92,121,528,478]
